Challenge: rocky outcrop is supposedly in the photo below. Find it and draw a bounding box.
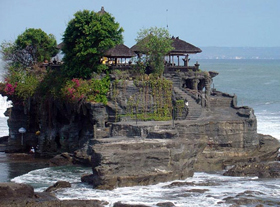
[3,72,280,190]
[48,152,73,166]
[224,161,280,178]
[88,121,207,189]
[45,181,71,192]
[0,183,34,200]
[0,182,108,207]
[194,134,280,172]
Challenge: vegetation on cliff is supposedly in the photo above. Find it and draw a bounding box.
[0,8,122,106]
[0,8,174,124]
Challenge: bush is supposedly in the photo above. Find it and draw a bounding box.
[62,76,110,105]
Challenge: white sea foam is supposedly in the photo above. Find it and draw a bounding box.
[256,111,280,140]
[0,95,9,137]
[0,95,11,118]
[11,166,92,190]
[12,169,279,207]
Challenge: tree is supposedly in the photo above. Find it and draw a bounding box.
[1,28,58,68]
[135,27,173,76]
[62,9,124,78]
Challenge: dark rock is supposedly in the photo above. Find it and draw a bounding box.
[156,202,175,207]
[0,183,107,206]
[164,181,218,188]
[113,202,151,207]
[48,152,73,166]
[45,181,71,192]
[185,189,209,193]
[0,136,8,144]
[81,174,94,184]
[91,121,207,189]
[223,195,280,207]
[195,133,280,172]
[223,161,280,178]
[146,130,178,139]
[0,199,108,207]
[3,72,280,191]
[0,183,34,199]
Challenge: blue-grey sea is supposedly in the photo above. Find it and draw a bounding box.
[0,59,279,206]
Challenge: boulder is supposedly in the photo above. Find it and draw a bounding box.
[45,181,71,192]
[81,174,94,184]
[0,183,34,199]
[0,182,107,206]
[113,202,151,207]
[48,152,73,166]
[156,202,175,207]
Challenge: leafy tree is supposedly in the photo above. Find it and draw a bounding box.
[135,27,173,76]
[62,9,124,78]
[1,28,58,68]
[15,28,58,62]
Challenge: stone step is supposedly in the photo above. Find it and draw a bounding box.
[173,87,202,120]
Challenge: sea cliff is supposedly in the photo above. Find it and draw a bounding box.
[2,69,280,189]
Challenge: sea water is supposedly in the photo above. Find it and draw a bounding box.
[0,59,279,206]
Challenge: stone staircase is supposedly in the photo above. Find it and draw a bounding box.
[173,87,203,120]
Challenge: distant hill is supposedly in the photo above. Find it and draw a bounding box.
[195,47,280,59]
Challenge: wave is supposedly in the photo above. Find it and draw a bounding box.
[0,95,12,118]
[11,166,92,191]
[11,166,280,207]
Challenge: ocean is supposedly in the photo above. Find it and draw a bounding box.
[0,59,279,206]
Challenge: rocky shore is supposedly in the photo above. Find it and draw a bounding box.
[1,64,280,207]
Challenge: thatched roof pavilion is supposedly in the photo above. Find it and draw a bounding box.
[169,36,202,55]
[131,36,202,67]
[104,44,135,65]
[168,36,202,67]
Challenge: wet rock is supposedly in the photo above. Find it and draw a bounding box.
[185,189,209,193]
[45,181,71,192]
[224,161,280,178]
[0,183,34,199]
[48,152,73,166]
[223,196,280,207]
[164,181,218,188]
[156,202,175,207]
[0,199,108,207]
[81,173,94,184]
[113,202,151,207]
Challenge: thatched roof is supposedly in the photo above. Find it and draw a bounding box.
[130,36,150,54]
[169,36,202,55]
[131,36,202,55]
[104,44,136,58]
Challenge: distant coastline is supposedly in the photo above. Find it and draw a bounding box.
[195,46,280,60]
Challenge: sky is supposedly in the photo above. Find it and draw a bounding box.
[0,0,280,48]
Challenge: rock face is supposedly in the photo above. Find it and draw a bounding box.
[90,121,207,189]
[3,71,280,189]
[194,127,280,172]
